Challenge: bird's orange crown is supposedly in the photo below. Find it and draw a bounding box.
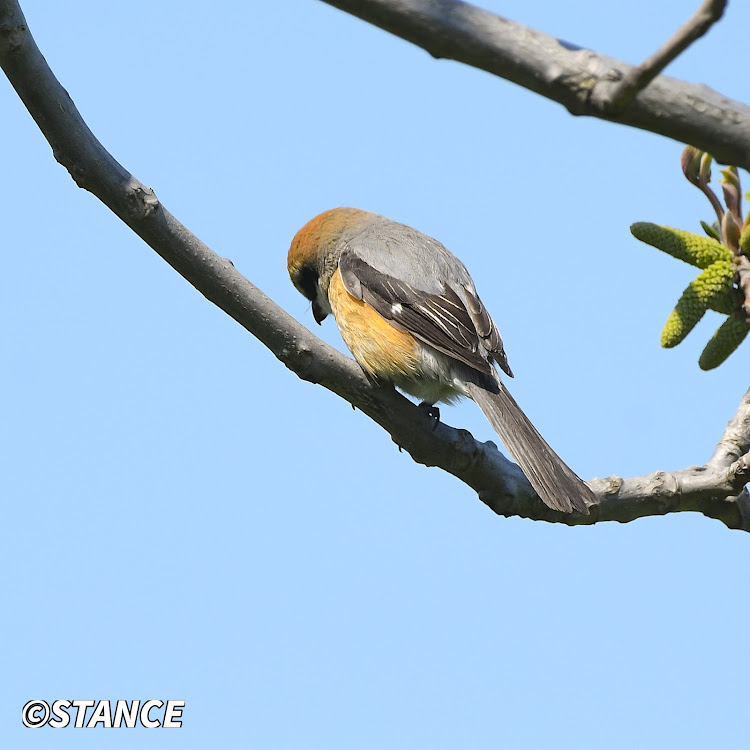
[287,207,370,299]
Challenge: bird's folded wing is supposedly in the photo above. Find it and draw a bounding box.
[338,249,510,376]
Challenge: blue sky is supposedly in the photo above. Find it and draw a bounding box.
[3,1,749,747]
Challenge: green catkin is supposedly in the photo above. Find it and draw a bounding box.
[699,316,750,370]
[662,287,706,347]
[661,260,736,347]
[692,259,737,312]
[631,223,732,269]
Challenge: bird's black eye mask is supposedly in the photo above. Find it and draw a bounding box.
[295,264,319,302]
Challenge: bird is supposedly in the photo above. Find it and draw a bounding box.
[287,207,595,515]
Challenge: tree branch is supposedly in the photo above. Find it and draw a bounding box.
[600,0,727,113]
[318,0,750,170]
[2,0,750,530]
[709,387,750,468]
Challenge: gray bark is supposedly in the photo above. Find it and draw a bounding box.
[320,0,750,169]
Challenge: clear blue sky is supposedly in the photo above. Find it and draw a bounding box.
[3,1,749,747]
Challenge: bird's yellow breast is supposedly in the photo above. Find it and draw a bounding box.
[328,268,419,380]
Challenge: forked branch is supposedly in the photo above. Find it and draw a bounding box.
[320,0,750,169]
[599,0,727,112]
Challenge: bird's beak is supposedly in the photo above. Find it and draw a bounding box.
[312,301,328,325]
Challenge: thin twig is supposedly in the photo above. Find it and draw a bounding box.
[600,0,728,113]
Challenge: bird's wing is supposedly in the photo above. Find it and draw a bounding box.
[338,248,511,377]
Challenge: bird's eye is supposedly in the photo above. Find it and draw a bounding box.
[295,265,319,301]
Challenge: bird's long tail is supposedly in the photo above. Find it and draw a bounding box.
[465,381,594,514]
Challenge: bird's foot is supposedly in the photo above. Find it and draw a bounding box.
[418,401,440,430]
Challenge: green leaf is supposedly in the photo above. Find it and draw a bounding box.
[700,221,721,241]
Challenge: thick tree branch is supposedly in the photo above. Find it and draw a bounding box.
[601,0,727,113]
[319,0,750,170]
[2,0,750,530]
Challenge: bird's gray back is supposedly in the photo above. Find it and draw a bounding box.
[341,214,476,296]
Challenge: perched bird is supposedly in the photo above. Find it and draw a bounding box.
[288,207,595,514]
